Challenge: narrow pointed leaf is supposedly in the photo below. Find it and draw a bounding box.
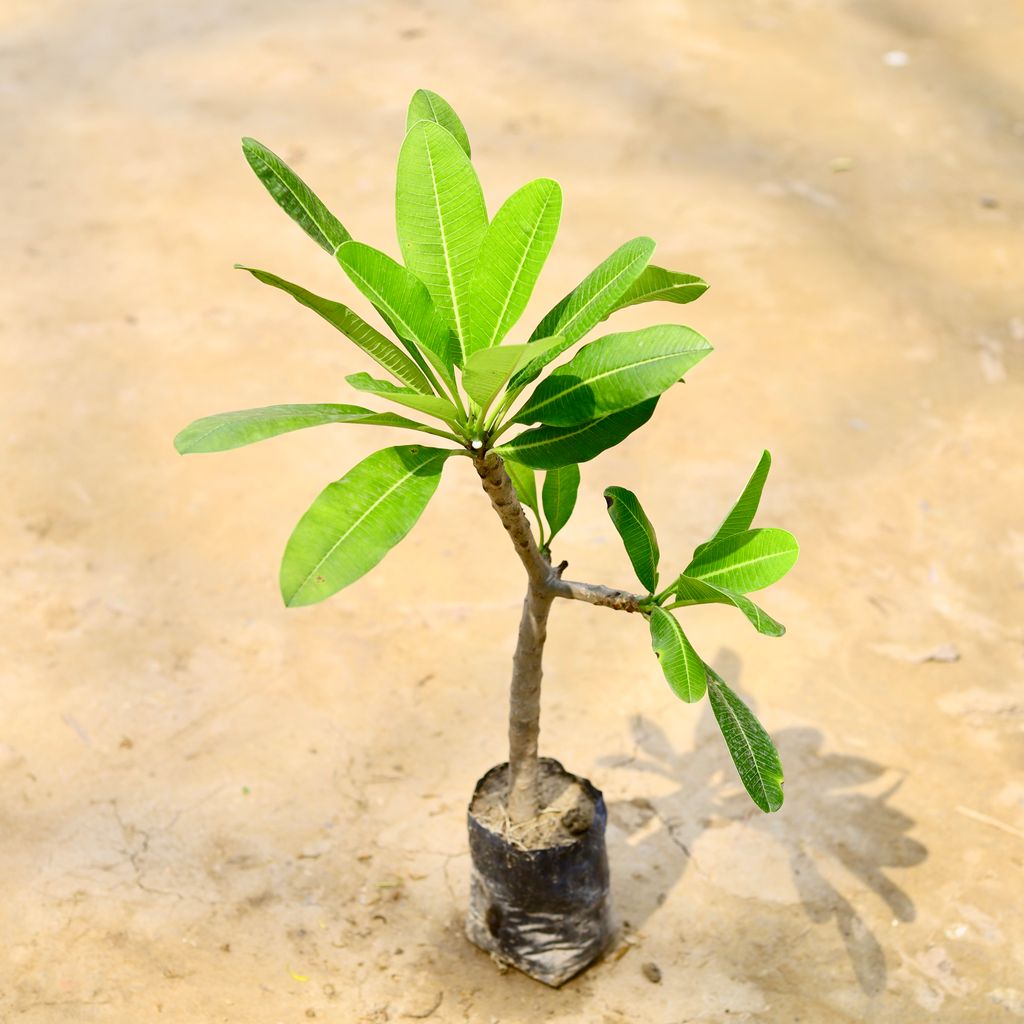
[281,445,451,607]
[461,336,564,410]
[542,464,580,542]
[336,240,458,389]
[237,266,432,394]
[671,574,785,637]
[396,120,488,361]
[604,486,659,592]
[346,373,461,424]
[649,607,706,703]
[241,137,350,254]
[706,667,784,812]
[468,178,562,355]
[407,89,471,157]
[604,265,708,318]
[503,458,540,523]
[685,528,798,593]
[694,450,772,558]
[510,237,656,390]
[175,403,447,454]
[515,324,711,427]
[495,399,657,470]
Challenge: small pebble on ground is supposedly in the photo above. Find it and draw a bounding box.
[642,961,663,984]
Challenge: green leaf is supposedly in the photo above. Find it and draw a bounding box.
[345,373,462,424]
[336,240,458,390]
[280,445,451,607]
[649,607,706,703]
[671,575,785,637]
[706,666,784,812]
[495,399,657,470]
[685,528,798,593]
[503,458,540,523]
[604,486,659,592]
[604,265,708,319]
[175,403,447,454]
[515,324,711,427]
[396,120,488,362]
[468,178,562,355]
[510,237,656,390]
[407,89,471,157]
[694,450,772,558]
[241,137,350,254]
[237,266,433,394]
[461,336,564,411]
[542,464,580,543]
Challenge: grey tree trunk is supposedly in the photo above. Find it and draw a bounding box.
[473,450,642,825]
[506,581,554,821]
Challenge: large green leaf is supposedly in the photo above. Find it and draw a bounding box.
[503,458,540,523]
[495,399,657,470]
[468,178,562,355]
[510,237,656,390]
[706,666,784,812]
[461,336,564,410]
[280,445,451,607]
[175,403,447,454]
[407,89,471,157]
[515,324,711,427]
[237,266,432,394]
[396,120,488,362]
[649,607,706,703]
[241,138,350,254]
[671,574,785,637]
[542,464,580,543]
[604,486,659,592]
[336,241,458,390]
[346,373,462,424]
[604,265,708,318]
[694,450,772,558]
[685,528,798,593]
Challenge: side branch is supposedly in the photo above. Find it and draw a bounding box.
[473,451,645,612]
[549,577,642,612]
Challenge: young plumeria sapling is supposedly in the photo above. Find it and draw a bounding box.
[175,89,798,979]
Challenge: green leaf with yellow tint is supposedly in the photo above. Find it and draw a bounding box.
[649,607,706,703]
[280,446,451,607]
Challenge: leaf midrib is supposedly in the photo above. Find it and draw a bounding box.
[343,260,423,350]
[711,680,774,807]
[423,129,466,361]
[614,497,657,587]
[657,609,701,700]
[252,147,331,250]
[556,252,646,341]
[482,185,556,349]
[506,410,621,453]
[288,454,443,604]
[525,345,700,419]
[690,547,793,584]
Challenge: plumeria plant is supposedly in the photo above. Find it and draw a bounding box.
[175,90,796,848]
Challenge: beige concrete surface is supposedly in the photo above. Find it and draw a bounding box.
[2,1,1022,1020]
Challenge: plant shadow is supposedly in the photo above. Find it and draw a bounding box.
[600,649,928,997]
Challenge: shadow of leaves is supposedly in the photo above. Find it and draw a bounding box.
[599,650,927,996]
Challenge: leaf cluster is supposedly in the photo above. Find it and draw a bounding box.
[176,88,710,604]
[603,451,797,812]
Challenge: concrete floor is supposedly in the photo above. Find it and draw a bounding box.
[1,1,1022,1020]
